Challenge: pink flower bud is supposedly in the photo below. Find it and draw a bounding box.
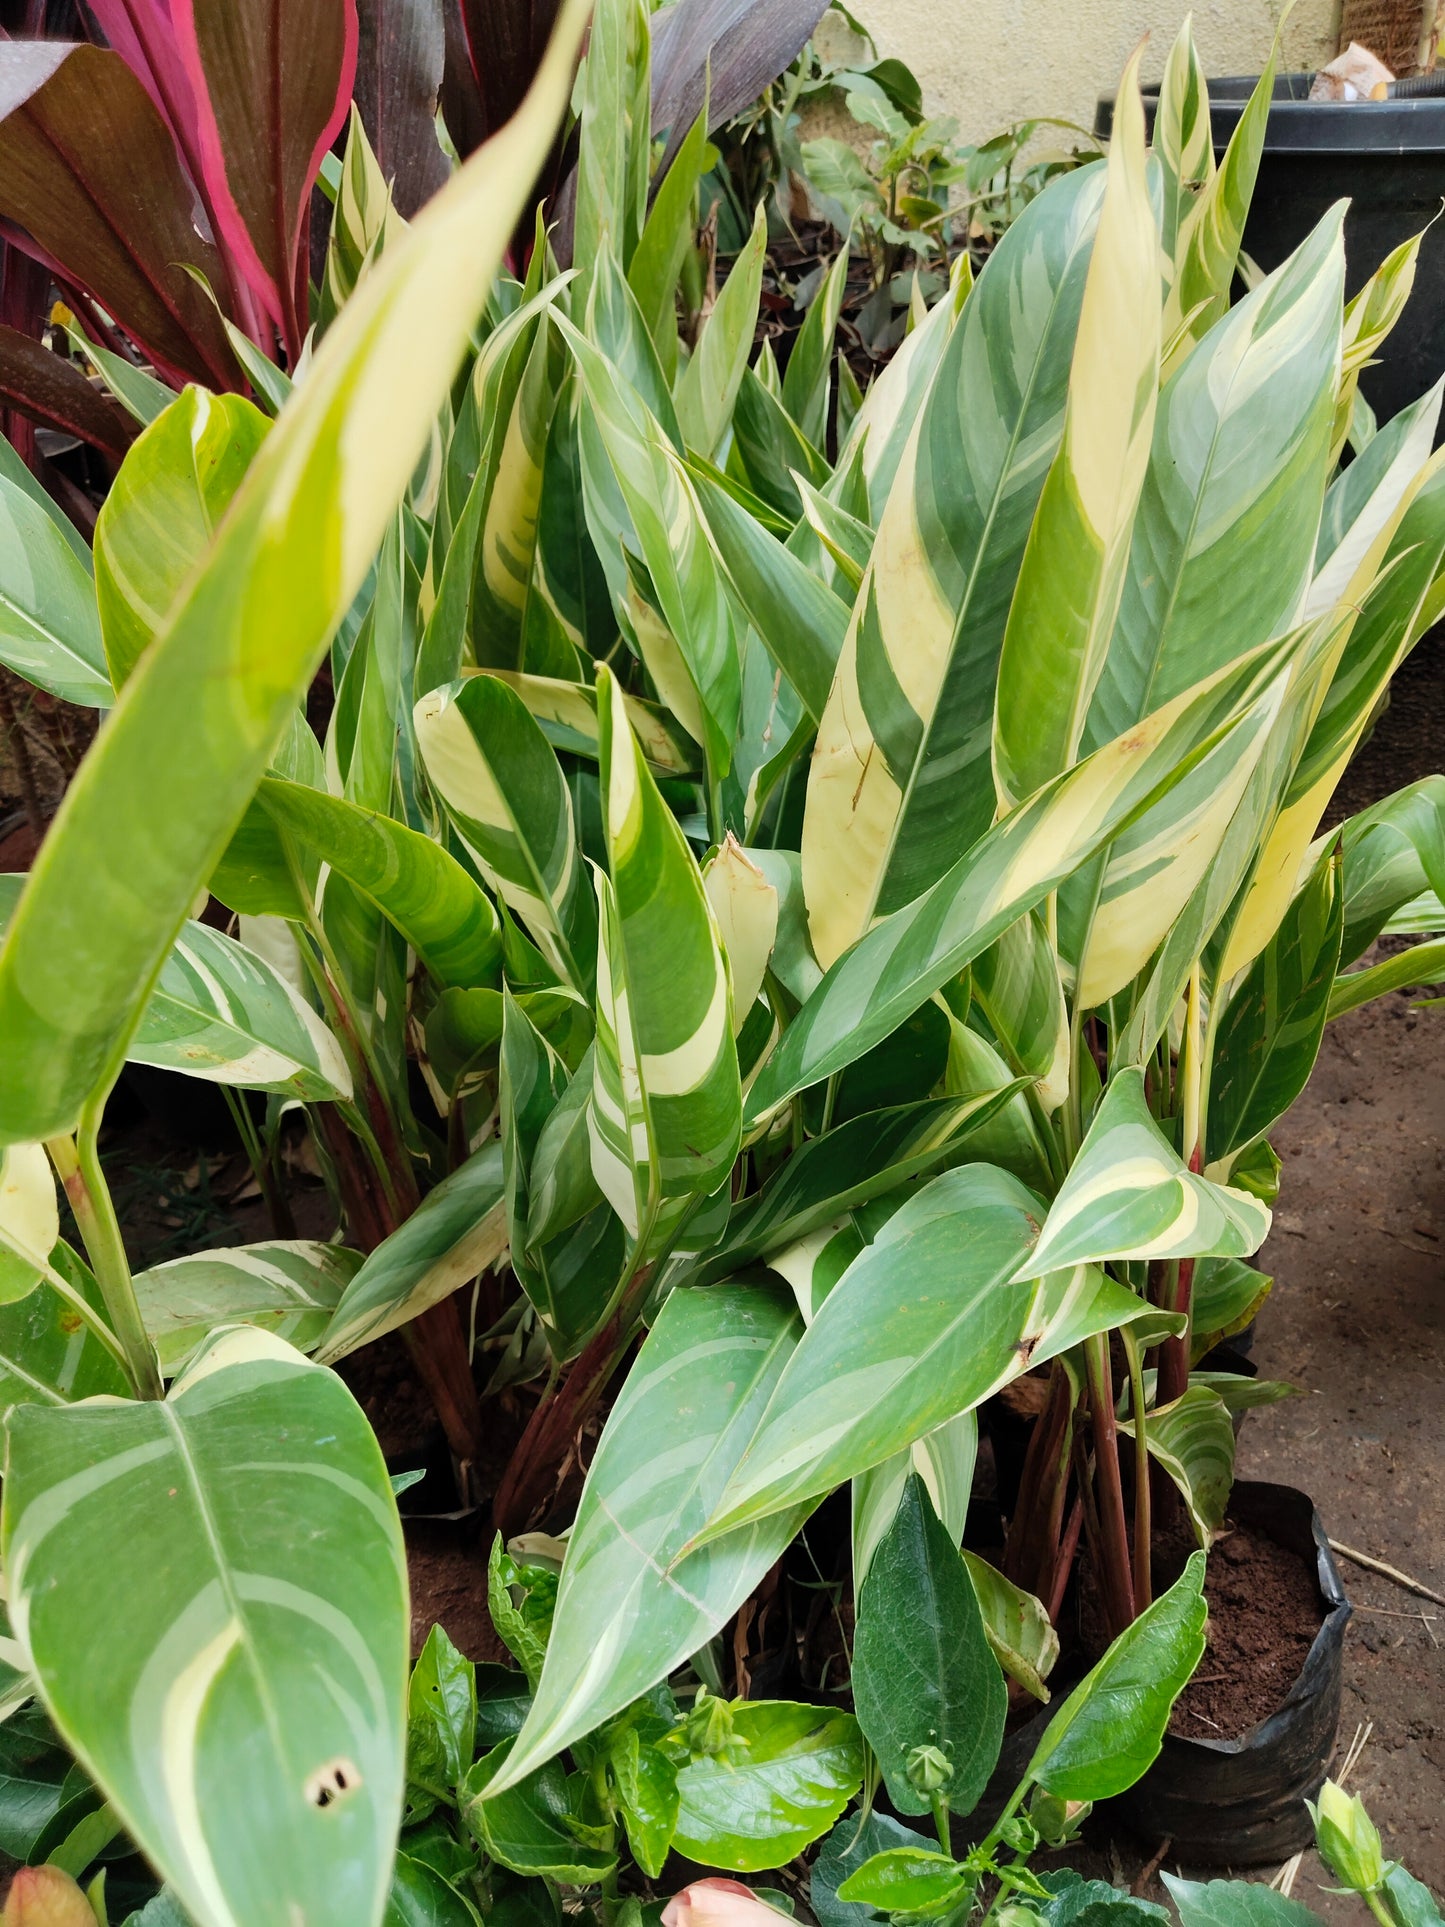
[662,1879,792,1927]
[3,1866,95,1927]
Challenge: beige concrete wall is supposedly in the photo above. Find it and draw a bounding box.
[845,0,1340,150]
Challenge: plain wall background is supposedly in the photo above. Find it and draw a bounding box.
[844,0,1341,149]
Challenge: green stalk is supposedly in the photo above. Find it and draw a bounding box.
[930,1793,952,1856]
[47,1122,162,1400]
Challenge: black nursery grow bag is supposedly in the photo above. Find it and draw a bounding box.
[1111,1480,1352,1865]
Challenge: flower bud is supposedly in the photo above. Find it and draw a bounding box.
[680,1690,736,1760]
[1029,1788,1092,1846]
[905,1743,954,1795]
[1311,1781,1386,1893]
[3,1866,96,1927]
[662,1879,791,1927]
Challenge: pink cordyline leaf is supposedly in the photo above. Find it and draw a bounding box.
[85,0,207,190]
[171,0,360,360]
[662,1883,793,1927]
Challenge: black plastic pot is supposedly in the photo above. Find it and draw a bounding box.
[1095,76,1445,437]
[1110,1479,1351,1865]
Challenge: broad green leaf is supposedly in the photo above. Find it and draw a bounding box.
[1037,1872,1170,1927]
[385,1852,480,1927]
[1164,26,1284,358]
[1333,777,1445,963]
[811,1810,936,1927]
[587,244,681,451]
[801,161,1105,968]
[852,1474,1005,1818]
[414,675,596,993]
[1381,1867,1445,1927]
[0,431,90,566]
[1015,1067,1270,1279]
[837,1850,970,1915]
[609,1726,677,1879]
[1024,1552,1206,1799]
[1119,1384,1235,1544]
[0,1706,76,1860]
[1154,20,1215,261]
[409,1625,476,1793]
[1164,1877,1322,1927]
[566,322,742,775]
[852,1410,978,1602]
[961,1551,1059,1703]
[462,1740,616,1884]
[676,204,767,459]
[0,0,590,1147]
[94,388,270,690]
[698,1163,1183,1541]
[970,910,1070,1113]
[0,1144,57,1306]
[750,636,1304,1123]
[257,777,503,991]
[588,668,740,1242]
[315,1141,506,1362]
[487,1283,807,1791]
[730,364,832,521]
[993,51,1159,809]
[525,1045,607,1247]
[133,1241,361,1373]
[1312,379,1441,621]
[0,1242,130,1410]
[4,1327,409,1927]
[0,476,110,707]
[672,1701,864,1871]
[1329,938,1445,1020]
[1209,847,1342,1163]
[521,384,616,672]
[1073,211,1345,1005]
[1190,1254,1271,1359]
[782,246,850,452]
[128,919,352,1100]
[690,463,849,725]
[671,1092,1019,1291]
[795,472,872,593]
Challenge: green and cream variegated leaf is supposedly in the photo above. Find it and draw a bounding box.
[961,1550,1060,1701]
[320,105,407,324]
[1154,18,1215,261]
[572,0,650,287]
[0,1143,57,1305]
[993,49,1160,809]
[472,313,560,664]
[522,384,615,673]
[565,321,742,774]
[257,777,503,991]
[457,668,695,776]
[414,674,597,993]
[696,1163,1183,1542]
[587,668,741,1243]
[134,1242,361,1374]
[1163,28,1283,361]
[0,0,590,1147]
[1118,1385,1235,1545]
[482,1282,808,1792]
[3,1328,409,1927]
[315,1143,506,1363]
[782,245,851,453]
[1311,379,1442,621]
[749,635,1305,1124]
[0,475,110,708]
[94,388,270,691]
[1014,1067,1270,1280]
[125,919,352,1101]
[1330,233,1424,460]
[675,205,768,459]
[1219,460,1445,980]
[1328,938,1445,1019]
[704,837,779,1032]
[1330,776,1445,961]
[0,1241,130,1410]
[801,161,1106,967]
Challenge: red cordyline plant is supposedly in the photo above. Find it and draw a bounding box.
[0,0,357,454]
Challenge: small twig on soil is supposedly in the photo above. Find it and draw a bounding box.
[1351,1604,1439,1621]
[1271,1854,1305,1897]
[1132,1838,1173,1896]
[1183,1707,1221,1730]
[1329,1541,1445,1608]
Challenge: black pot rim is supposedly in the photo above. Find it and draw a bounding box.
[1095,72,1445,155]
[1162,1478,1351,1759]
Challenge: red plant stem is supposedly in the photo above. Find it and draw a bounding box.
[492,1266,653,1538]
[1085,1333,1136,1635]
[1048,1498,1084,1625]
[1003,1362,1073,1597]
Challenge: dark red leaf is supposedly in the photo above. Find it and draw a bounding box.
[651,0,830,170]
[85,0,209,192]
[355,0,449,217]
[0,41,238,387]
[172,0,358,358]
[455,0,559,145]
[0,322,136,459]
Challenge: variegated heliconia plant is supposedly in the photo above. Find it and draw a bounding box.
[1,4,1444,1921]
